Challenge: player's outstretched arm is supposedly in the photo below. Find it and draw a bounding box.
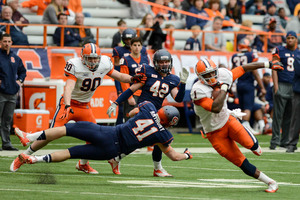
[157,143,192,161]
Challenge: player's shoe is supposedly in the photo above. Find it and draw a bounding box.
[108,159,121,175]
[14,128,30,147]
[76,161,99,174]
[10,156,25,172]
[153,168,173,177]
[265,181,278,193]
[18,153,37,164]
[147,146,154,152]
[252,145,262,156]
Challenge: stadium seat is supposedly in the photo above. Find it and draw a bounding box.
[82,0,127,8]
[83,8,131,18]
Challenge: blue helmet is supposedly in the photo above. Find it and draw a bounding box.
[157,105,180,127]
[121,28,136,48]
[153,49,173,74]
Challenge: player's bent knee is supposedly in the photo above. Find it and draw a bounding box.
[240,158,256,177]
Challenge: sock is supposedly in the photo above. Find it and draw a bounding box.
[153,161,162,170]
[257,172,275,185]
[80,159,88,165]
[35,154,52,163]
[258,120,265,133]
[24,146,35,155]
[115,153,126,162]
[26,131,44,142]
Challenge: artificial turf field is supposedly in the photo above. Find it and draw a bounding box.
[0,131,299,200]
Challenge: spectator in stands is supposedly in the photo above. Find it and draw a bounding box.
[262,2,285,33]
[203,16,226,52]
[68,0,82,13]
[42,0,64,24]
[181,0,193,12]
[164,24,175,50]
[148,14,166,51]
[253,0,266,15]
[62,0,75,24]
[267,18,285,52]
[130,0,153,19]
[225,0,241,24]
[184,25,201,51]
[186,0,208,30]
[0,33,26,151]
[21,0,51,16]
[169,0,185,21]
[293,3,300,16]
[245,0,272,14]
[0,6,29,45]
[71,12,95,46]
[152,0,169,19]
[7,0,29,31]
[236,20,253,44]
[286,10,300,43]
[278,7,289,29]
[205,0,226,16]
[138,13,154,47]
[53,13,81,46]
[111,19,127,48]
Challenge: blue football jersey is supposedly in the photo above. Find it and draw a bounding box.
[137,65,180,109]
[121,54,149,76]
[184,37,201,51]
[117,101,174,154]
[113,46,147,60]
[273,46,300,84]
[232,51,258,85]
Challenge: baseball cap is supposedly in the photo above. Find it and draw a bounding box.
[286,31,298,38]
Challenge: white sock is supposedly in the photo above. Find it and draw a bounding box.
[258,172,275,185]
[258,120,265,133]
[26,131,44,142]
[35,154,51,163]
[24,146,35,155]
[115,153,126,162]
[153,161,162,170]
[80,159,88,165]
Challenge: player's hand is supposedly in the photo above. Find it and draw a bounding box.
[228,108,246,120]
[131,73,147,84]
[179,68,189,84]
[60,105,74,120]
[107,100,118,118]
[184,148,193,160]
[269,61,284,71]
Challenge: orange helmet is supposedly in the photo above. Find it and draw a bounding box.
[195,58,218,86]
[238,38,252,52]
[157,106,180,128]
[81,43,101,71]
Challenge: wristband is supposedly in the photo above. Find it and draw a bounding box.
[264,61,270,68]
[65,105,71,109]
[220,84,229,92]
[18,79,24,83]
[185,153,190,160]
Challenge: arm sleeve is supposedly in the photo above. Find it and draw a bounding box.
[231,66,245,81]
[115,88,134,105]
[174,83,186,102]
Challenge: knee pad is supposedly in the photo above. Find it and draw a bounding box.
[240,159,256,177]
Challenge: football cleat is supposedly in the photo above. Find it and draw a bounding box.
[76,160,99,174]
[14,128,30,147]
[108,159,121,175]
[10,156,25,172]
[252,145,262,156]
[265,181,278,193]
[153,168,173,177]
[18,153,37,164]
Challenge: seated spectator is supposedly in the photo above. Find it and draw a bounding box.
[254,0,266,15]
[237,20,253,44]
[148,14,167,51]
[286,10,300,43]
[62,0,75,24]
[278,7,289,29]
[181,0,193,12]
[7,0,29,31]
[130,0,153,19]
[53,13,81,46]
[169,0,185,21]
[21,0,51,16]
[238,0,246,14]
[152,0,169,19]
[71,12,95,46]
[0,6,29,45]
[205,0,226,17]
[245,0,272,14]
[262,2,285,33]
[203,16,226,52]
[42,0,64,24]
[225,0,241,24]
[111,19,127,48]
[164,24,175,50]
[138,13,154,46]
[184,25,201,51]
[266,17,285,52]
[186,0,208,29]
[68,0,82,13]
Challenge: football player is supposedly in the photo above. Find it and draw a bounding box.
[112,28,148,124]
[107,49,189,177]
[10,43,145,174]
[232,38,266,134]
[13,102,192,172]
[191,57,283,193]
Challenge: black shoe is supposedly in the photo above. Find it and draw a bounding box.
[286,146,296,153]
[2,146,18,151]
[269,144,276,150]
[0,148,2,151]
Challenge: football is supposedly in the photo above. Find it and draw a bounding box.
[211,88,221,100]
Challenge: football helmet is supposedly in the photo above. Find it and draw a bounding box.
[81,43,101,71]
[195,58,218,86]
[153,49,173,74]
[157,105,180,128]
[121,28,136,48]
[238,38,252,52]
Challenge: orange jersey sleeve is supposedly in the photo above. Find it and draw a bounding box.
[193,97,213,111]
[231,66,245,81]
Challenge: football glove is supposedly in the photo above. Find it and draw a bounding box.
[184,148,193,160]
[60,105,74,120]
[107,100,118,118]
[227,108,246,120]
[179,68,189,84]
[265,61,284,71]
[131,73,147,84]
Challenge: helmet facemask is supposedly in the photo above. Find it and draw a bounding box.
[82,54,101,72]
[197,68,218,86]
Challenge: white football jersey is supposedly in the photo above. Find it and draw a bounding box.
[191,68,233,133]
[64,55,114,103]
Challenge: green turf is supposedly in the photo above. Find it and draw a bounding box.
[0,133,299,200]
